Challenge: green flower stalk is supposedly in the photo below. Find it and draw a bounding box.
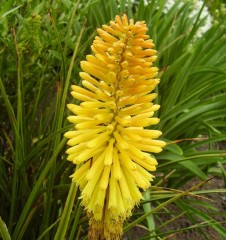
[65,14,165,240]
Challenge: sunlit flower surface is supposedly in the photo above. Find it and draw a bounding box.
[65,14,165,240]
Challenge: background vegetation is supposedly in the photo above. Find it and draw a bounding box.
[0,0,226,239]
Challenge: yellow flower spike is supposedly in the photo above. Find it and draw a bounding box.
[85,181,106,220]
[112,148,122,180]
[99,166,111,190]
[86,131,111,149]
[74,146,105,164]
[65,14,165,240]
[122,164,143,202]
[136,163,155,181]
[71,85,96,99]
[114,180,126,216]
[79,72,100,87]
[66,142,86,155]
[70,160,90,182]
[104,138,115,165]
[118,170,132,203]
[86,152,105,181]
[108,175,118,209]
[118,150,137,171]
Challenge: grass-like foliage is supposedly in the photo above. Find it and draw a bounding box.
[0,0,226,239]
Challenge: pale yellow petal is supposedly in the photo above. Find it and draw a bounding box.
[86,152,105,181]
[104,138,115,165]
[112,148,122,180]
[99,166,111,190]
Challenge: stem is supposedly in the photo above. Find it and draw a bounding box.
[54,181,78,240]
[143,189,156,237]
